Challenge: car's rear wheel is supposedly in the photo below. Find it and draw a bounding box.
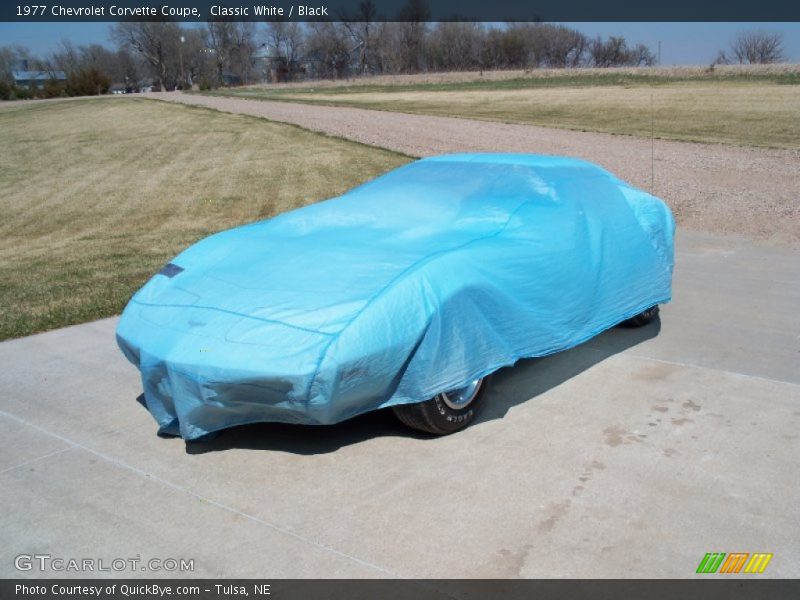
[392,377,489,435]
[622,305,660,327]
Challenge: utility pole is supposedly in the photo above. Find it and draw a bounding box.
[179,35,185,90]
[658,40,662,66]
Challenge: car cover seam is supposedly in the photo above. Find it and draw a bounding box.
[131,299,334,337]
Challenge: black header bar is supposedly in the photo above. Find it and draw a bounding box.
[3,0,800,23]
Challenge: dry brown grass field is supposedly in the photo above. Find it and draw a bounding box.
[0,98,408,340]
[213,65,800,149]
[258,63,800,90]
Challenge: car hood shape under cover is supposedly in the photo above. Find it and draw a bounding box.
[117,154,675,439]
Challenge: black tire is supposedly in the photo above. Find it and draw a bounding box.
[621,305,660,328]
[392,376,489,435]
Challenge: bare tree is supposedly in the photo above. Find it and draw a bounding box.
[341,1,381,74]
[471,23,590,71]
[590,36,626,67]
[727,30,785,64]
[629,43,656,67]
[77,45,120,77]
[46,40,146,91]
[205,22,230,85]
[228,22,257,84]
[207,22,257,85]
[712,48,731,66]
[115,48,144,91]
[111,23,182,90]
[532,24,588,68]
[395,0,430,72]
[179,28,212,88]
[590,36,654,67]
[426,22,485,71]
[281,23,305,79]
[205,22,257,86]
[482,23,537,70]
[49,40,80,74]
[305,22,353,79]
[264,22,304,81]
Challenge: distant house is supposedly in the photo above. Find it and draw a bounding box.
[10,59,66,88]
[12,70,66,89]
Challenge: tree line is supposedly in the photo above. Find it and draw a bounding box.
[0,16,787,100]
[117,21,662,88]
[0,21,658,98]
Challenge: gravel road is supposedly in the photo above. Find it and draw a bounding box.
[149,92,800,245]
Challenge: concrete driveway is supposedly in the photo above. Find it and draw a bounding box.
[1,229,798,578]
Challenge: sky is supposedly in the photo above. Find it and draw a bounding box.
[1,22,799,66]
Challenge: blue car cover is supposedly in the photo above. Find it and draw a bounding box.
[116,154,675,439]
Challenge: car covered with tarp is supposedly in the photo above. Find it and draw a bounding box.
[117,154,675,439]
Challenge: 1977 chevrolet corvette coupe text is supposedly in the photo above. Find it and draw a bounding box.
[117,154,675,439]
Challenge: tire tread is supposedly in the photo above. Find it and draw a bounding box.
[622,305,660,328]
[392,377,491,435]
[392,401,449,435]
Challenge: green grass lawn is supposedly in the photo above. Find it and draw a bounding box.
[209,71,800,149]
[0,98,409,340]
